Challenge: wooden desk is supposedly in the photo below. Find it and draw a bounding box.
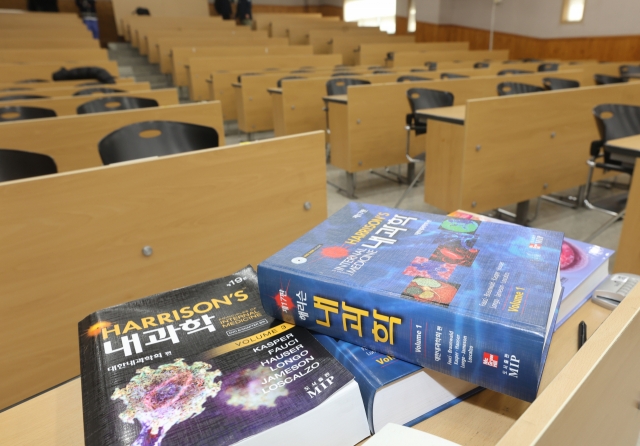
[416,105,466,125]
[323,94,348,104]
[606,134,640,275]
[5,288,640,445]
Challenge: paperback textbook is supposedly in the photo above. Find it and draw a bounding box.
[258,203,563,402]
[449,211,613,328]
[313,333,481,433]
[78,266,370,446]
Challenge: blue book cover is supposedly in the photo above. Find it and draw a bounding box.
[313,333,482,434]
[449,211,613,328]
[258,203,563,402]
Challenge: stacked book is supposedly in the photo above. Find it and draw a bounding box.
[78,203,612,445]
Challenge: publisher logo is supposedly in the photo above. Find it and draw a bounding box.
[528,235,543,249]
[482,352,499,368]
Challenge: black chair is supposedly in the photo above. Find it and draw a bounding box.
[76,96,159,115]
[330,72,358,77]
[542,77,580,90]
[0,94,49,102]
[497,82,544,96]
[98,121,219,165]
[497,69,534,76]
[474,62,490,68]
[290,69,313,73]
[440,73,468,79]
[0,106,57,122]
[584,104,640,216]
[410,68,430,73]
[619,65,640,81]
[0,149,57,182]
[368,66,384,70]
[523,58,543,62]
[237,73,262,82]
[325,78,370,95]
[396,88,455,207]
[16,79,47,83]
[424,62,438,71]
[594,74,625,85]
[73,87,126,96]
[373,70,394,74]
[0,87,31,92]
[397,75,432,82]
[276,76,304,88]
[537,63,559,72]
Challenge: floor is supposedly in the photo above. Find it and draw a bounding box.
[109,42,626,270]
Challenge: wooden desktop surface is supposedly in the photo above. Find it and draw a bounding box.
[417,105,466,125]
[605,133,640,153]
[0,295,615,445]
[323,94,348,104]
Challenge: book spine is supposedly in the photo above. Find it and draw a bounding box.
[259,264,544,402]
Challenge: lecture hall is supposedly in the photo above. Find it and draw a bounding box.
[0,0,638,444]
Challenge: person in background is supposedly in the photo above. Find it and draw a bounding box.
[214,0,233,20]
[236,0,252,25]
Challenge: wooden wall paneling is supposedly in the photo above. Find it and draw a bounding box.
[459,83,640,214]
[171,45,312,87]
[0,60,120,83]
[113,0,210,36]
[57,0,79,13]
[331,35,416,66]
[389,49,510,67]
[0,102,225,173]
[188,54,342,102]
[147,30,270,64]
[0,48,108,64]
[396,16,409,36]
[0,81,151,101]
[0,38,99,50]
[357,41,469,67]
[160,37,288,74]
[0,130,327,411]
[0,88,179,116]
[319,5,343,18]
[0,0,27,8]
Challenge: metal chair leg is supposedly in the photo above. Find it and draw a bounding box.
[395,163,425,208]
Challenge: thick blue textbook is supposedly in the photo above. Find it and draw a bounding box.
[258,203,563,402]
[313,333,482,434]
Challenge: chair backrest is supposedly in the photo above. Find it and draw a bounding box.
[523,58,543,62]
[16,79,47,84]
[619,65,640,79]
[424,62,438,71]
[538,63,559,72]
[0,94,48,102]
[397,75,432,82]
[0,106,57,122]
[474,62,490,68]
[0,87,31,92]
[440,72,468,79]
[325,78,371,95]
[330,72,358,77]
[276,76,304,88]
[76,96,159,115]
[497,69,534,75]
[497,82,544,96]
[373,70,394,74]
[98,121,220,165]
[406,88,455,115]
[368,66,384,69]
[72,87,126,96]
[594,74,625,85]
[592,104,640,142]
[410,68,430,73]
[0,149,57,182]
[542,77,580,90]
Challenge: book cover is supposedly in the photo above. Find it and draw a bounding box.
[78,266,369,446]
[449,211,613,328]
[258,203,563,402]
[313,333,482,433]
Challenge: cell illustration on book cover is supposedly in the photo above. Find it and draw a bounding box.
[258,203,564,402]
[79,267,359,446]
